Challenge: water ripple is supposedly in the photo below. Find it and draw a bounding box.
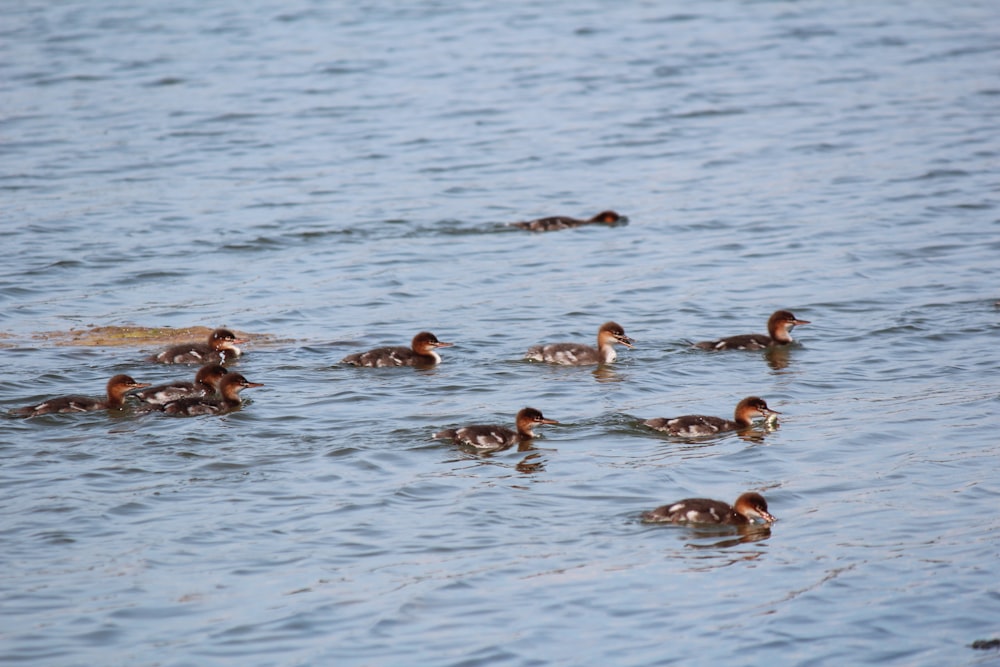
[2,0,1000,665]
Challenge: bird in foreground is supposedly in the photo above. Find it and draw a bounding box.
[642,492,776,525]
[511,210,627,232]
[15,374,150,417]
[148,328,246,364]
[643,396,778,436]
[693,310,810,351]
[526,321,634,365]
[341,331,453,367]
[134,363,228,405]
[158,371,263,416]
[433,407,559,450]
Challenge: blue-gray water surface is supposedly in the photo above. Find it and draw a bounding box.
[2,1,1000,665]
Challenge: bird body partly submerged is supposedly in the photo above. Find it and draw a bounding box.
[433,407,559,450]
[15,374,150,417]
[149,328,246,364]
[511,210,627,232]
[643,397,778,436]
[134,363,228,405]
[642,492,776,525]
[159,371,263,416]
[342,331,453,367]
[526,321,634,365]
[694,310,809,351]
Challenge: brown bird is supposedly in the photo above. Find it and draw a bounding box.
[694,310,810,351]
[642,492,776,525]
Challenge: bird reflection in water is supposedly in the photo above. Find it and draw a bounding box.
[765,345,793,371]
[515,450,545,474]
[446,441,548,475]
[685,523,773,549]
[737,418,780,444]
[592,365,626,384]
[646,533,773,575]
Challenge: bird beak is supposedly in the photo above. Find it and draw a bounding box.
[539,418,560,425]
[764,407,781,416]
[618,335,635,348]
[130,382,152,390]
[756,510,776,523]
[792,319,810,326]
[244,382,265,388]
[432,341,454,348]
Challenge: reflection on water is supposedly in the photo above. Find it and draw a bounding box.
[642,514,774,552]
[515,451,545,475]
[592,366,627,383]
[736,423,779,445]
[674,548,768,572]
[765,346,794,371]
[685,525,773,550]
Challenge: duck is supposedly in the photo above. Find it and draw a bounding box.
[643,396,778,436]
[159,371,263,416]
[526,321,634,365]
[15,374,150,417]
[341,331,453,367]
[511,210,626,232]
[694,310,809,351]
[133,363,228,405]
[148,328,246,364]
[642,492,776,525]
[433,407,559,450]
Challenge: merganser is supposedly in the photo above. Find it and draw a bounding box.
[511,210,626,232]
[134,363,228,405]
[642,492,776,525]
[643,396,778,436]
[341,331,453,367]
[694,310,810,351]
[148,328,246,364]
[15,374,150,417]
[160,371,263,416]
[433,407,559,450]
[526,321,634,365]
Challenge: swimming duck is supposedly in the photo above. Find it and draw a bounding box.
[341,331,453,367]
[149,328,246,364]
[526,321,634,365]
[160,371,263,416]
[15,374,150,417]
[134,363,228,405]
[643,396,778,436]
[694,310,809,351]
[511,210,627,232]
[433,407,559,450]
[642,492,776,525]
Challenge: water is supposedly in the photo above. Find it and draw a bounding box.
[2,1,1000,665]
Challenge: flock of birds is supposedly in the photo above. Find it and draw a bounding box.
[14,328,260,418]
[11,211,811,530]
